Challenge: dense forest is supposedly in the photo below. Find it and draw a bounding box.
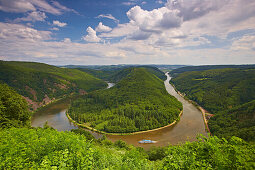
[170,67,255,141]
[0,61,107,110]
[69,67,182,133]
[77,65,166,82]
[170,64,255,75]
[0,83,30,128]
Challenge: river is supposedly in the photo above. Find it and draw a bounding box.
[31,75,207,149]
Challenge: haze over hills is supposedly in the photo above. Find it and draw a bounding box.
[0,61,107,111]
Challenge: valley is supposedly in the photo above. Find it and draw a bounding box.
[1,62,255,169]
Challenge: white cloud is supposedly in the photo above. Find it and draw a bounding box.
[62,38,71,43]
[1,0,255,65]
[95,22,112,32]
[231,35,255,51]
[0,0,35,13]
[51,27,59,31]
[53,20,67,27]
[141,2,147,5]
[0,0,77,15]
[82,27,101,42]
[96,14,119,23]
[122,2,136,6]
[99,23,138,38]
[0,22,51,42]
[51,1,79,15]
[156,0,164,4]
[127,6,182,33]
[14,11,46,22]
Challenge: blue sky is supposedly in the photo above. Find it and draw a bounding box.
[0,0,254,65]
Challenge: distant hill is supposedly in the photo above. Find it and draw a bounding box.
[77,65,166,82]
[170,64,255,75]
[170,67,255,141]
[69,67,182,133]
[0,61,107,111]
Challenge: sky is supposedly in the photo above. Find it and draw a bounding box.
[0,0,254,65]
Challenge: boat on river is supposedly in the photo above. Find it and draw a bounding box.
[138,139,157,144]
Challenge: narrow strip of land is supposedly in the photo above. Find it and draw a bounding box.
[66,110,183,135]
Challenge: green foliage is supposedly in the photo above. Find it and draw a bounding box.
[163,135,255,169]
[147,147,166,161]
[1,128,254,169]
[69,67,182,133]
[0,83,30,128]
[209,100,255,141]
[0,61,107,110]
[0,128,153,169]
[71,128,95,141]
[171,68,255,141]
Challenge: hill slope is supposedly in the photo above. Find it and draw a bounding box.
[77,65,166,82]
[170,67,255,141]
[209,100,255,141]
[69,67,182,133]
[0,61,107,111]
[0,83,30,128]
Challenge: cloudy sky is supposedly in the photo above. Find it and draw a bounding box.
[0,0,254,65]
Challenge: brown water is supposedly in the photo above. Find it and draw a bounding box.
[31,75,207,149]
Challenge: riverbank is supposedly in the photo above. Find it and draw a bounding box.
[169,81,211,134]
[66,110,183,136]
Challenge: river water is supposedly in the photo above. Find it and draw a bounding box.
[31,75,207,149]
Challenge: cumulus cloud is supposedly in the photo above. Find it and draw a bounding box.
[99,23,138,38]
[128,30,152,40]
[83,27,101,42]
[96,14,119,23]
[53,20,67,27]
[166,0,226,21]
[127,6,181,33]
[95,22,112,32]
[0,0,77,15]
[14,11,46,22]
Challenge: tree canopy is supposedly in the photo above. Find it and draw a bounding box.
[0,83,30,128]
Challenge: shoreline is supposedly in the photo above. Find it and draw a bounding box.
[66,110,183,136]
[169,80,211,134]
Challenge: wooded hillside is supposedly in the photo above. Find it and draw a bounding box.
[69,67,182,133]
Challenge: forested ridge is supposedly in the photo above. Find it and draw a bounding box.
[0,61,107,110]
[77,65,166,82]
[170,67,255,141]
[69,67,182,133]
